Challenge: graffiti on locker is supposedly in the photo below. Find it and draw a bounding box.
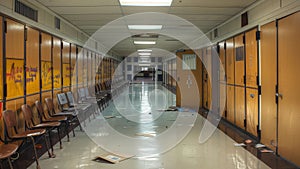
[236,46,244,61]
[26,65,39,94]
[6,59,24,98]
[63,63,71,86]
[41,61,52,90]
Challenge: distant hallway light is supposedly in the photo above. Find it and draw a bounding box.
[134,41,156,45]
[119,0,173,6]
[138,49,152,52]
[128,25,162,30]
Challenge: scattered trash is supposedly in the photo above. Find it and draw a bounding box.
[260,149,274,153]
[234,143,246,147]
[245,139,252,144]
[94,153,133,164]
[255,143,266,148]
[104,116,115,119]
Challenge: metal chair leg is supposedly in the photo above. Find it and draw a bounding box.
[8,157,13,169]
[30,136,41,169]
[57,128,63,149]
[44,134,55,158]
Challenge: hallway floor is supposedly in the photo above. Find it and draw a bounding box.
[28,84,270,169]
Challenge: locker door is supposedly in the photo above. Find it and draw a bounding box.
[261,21,277,151]
[203,68,208,109]
[219,42,226,117]
[226,38,234,85]
[207,47,212,110]
[246,88,258,136]
[245,29,258,88]
[235,86,245,129]
[226,85,235,123]
[278,12,300,166]
[234,34,245,86]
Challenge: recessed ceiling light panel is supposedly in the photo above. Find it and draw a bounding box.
[128,25,162,30]
[138,49,152,52]
[134,41,156,45]
[120,0,173,6]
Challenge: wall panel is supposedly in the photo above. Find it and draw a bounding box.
[41,33,52,91]
[53,37,61,89]
[6,19,24,99]
[62,41,70,87]
[246,88,258,136]
[0,17,3,99]
[225,38,234,85]
[226,85,235,124]
[26,27,40,95]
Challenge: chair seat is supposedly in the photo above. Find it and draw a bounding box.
[12,129,46,139]
[45,116,68,122]
[53,112,77,117]
[0,144,18,159]
[33,121,61,128]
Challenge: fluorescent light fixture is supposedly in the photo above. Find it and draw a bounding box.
[139,64,151,66]
[139,52,151,56]
[119,0,173,6]
[134,41,156,45]
[138,49,152,52]
[128,25,162,30]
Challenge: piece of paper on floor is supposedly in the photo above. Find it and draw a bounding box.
[255,144,266,148]
[104,116,115,119]
[234,143,246,147]
[260,149,273,153]
[95,153,133,164]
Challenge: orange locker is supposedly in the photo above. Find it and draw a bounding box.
[53,37,61,89]
[235,86,245,129]
[260,21,277,151]
[225,38,234,85]
[245,29,258,88]
[234,34,245,86]
[62,41,71,87]
[226,85,235,123]
[246,88,258,136]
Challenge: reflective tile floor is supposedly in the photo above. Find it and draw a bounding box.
[29,84,271,169]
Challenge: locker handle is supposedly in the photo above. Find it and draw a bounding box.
[276,93,283,99]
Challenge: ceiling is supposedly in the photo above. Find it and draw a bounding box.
[35,0,257,57]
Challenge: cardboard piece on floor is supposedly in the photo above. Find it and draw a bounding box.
[95,153,133,164]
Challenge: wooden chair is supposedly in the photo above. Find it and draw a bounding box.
[35,100,70,142]
[21,104,62,153]
[0,136,18,169]
[44,98,76,139]
[2,110,51,169]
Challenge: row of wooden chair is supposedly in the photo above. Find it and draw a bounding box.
[0,80,128,169]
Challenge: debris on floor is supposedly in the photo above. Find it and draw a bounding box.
[104,115,115,119]
[234,143,246,147]
[255,143,266,148]
[245,139,252,144]
[94,153,133,164]
[260,149,274,153]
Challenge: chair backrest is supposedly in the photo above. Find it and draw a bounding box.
[66,91,75,106]
[78,88,86,100]
[57,93,69,110]
[45,98,56,115]
[21,104,35,128]
[3,110,18,139]
[35,101,48,121]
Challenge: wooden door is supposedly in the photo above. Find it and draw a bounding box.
[206,47,212,110]
[261,21,277,151]
[176,50,200,110]
[219,42,226,117]
[0,17,2,99]
[278,12,300,166]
